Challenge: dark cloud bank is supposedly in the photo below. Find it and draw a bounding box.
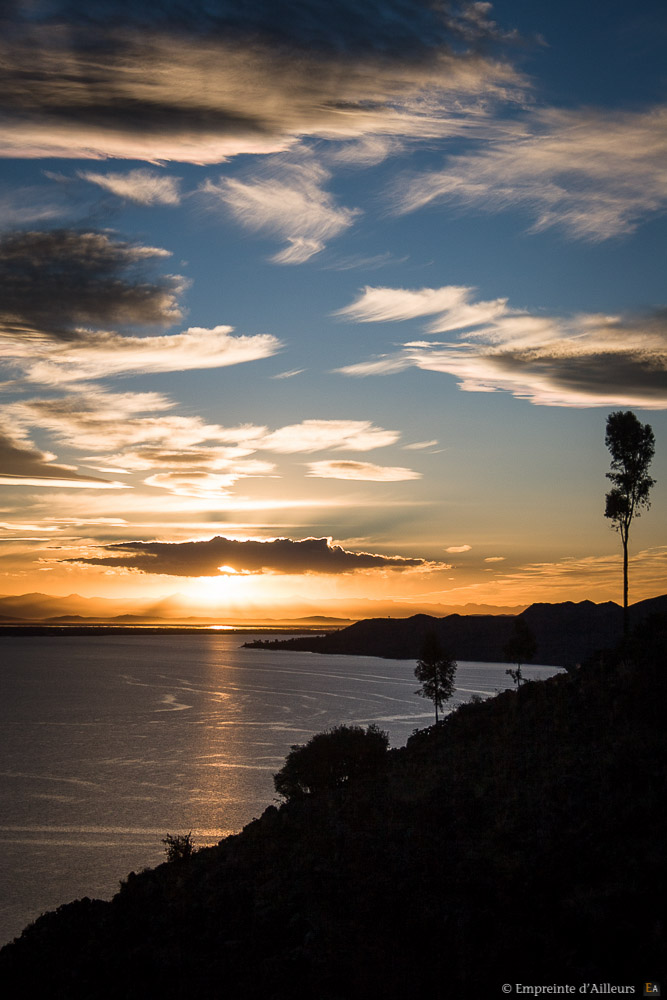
[67,535,431,575]
[0,1,520,162]
[0,229,182,341]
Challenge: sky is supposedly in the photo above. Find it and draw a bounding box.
[0,0,665,618]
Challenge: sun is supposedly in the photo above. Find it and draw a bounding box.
[183,570,247,609]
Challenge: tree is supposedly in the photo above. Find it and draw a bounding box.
[162,832,194,863]
[604,410,656,632]
[504,618,537,688]
[414,631,456,724]
[273,724,389,801]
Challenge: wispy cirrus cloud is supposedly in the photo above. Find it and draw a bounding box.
[8,393,402,458]
[479,547,667,604]
[203,159,359,263]
[306,460,420,481]
[394,105,667,241]
[403,439,439,450]
[255,419,399,452]
[142,468,275,500]
[78,169,182,205]
[337,284,667,408]
[335,284,508,330]
[0,3,525,164]
[65,534,438,576]
[5,326,281,385]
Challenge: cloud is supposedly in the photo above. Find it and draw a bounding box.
[78,169,181,205]
[6,325,281,385]
[0,228,280,382]
[270,368,306,380]
[143,467,275,499]
[0,3,525,163]
[6,393,403,496]
[64,534,436,576]
[256,419,399,453]
[0,230,183,342]
[403,439,439,450]
[338,284,667,408]
[481,547,667,603]
[0,423,125,488]
[203,159,359,262]
[484,556,505,562]
[446,544,471,553]
[306,460,420,481]
[394,105,667,240]
[335,284,508,331]
[0,184,75,226]
[8,393,401,456]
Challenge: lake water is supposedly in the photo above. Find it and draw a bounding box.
[0,632,562,946]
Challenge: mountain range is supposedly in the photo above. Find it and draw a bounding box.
[0,591,526,625]
[246,593,667,668]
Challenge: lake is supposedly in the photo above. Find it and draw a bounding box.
[0,632,563,946]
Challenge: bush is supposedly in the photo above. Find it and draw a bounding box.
[274,724,389,800]
[162,832,195,863]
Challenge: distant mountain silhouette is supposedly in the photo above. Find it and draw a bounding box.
[0,591,526,623]
[246,595,667,668]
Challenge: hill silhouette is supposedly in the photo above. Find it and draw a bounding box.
[1,614,665,996]
[246,595,667,668]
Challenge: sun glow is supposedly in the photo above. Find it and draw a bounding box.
[184,573,252,609]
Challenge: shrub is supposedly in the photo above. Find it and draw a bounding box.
[162,832,195,863]
[274,724,389,801]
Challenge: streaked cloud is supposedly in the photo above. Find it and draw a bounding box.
[255,419,399,453]
[6,325,281,385]
[0,3,525,163]
[6,393,404,498]
[271,369,306,380]
[0,423,122,489]
[203,160,359,263]
[143,467,275,500]
[65,534,437,576]
[0,184,74,226]
[446,544,471,553]
[338,284,667,408]
[78,169,182,205]
[306,460,420,482]
[8,394,401,457]
[0,475,127,489]
[395,105,667,240]
[403,439,439,450]
[336,284,507,331]
[484,556,505,562]
[477,547,667,604]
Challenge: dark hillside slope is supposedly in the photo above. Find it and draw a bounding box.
[1,617,665,997]
[247,595,667,667]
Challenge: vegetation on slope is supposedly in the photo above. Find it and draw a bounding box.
[1,617,665,997]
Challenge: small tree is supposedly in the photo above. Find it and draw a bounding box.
[273,724,389,801]
[162,832,194,863]
[504,618,537,688]
[414,631,456,724]
[604,410,656,632]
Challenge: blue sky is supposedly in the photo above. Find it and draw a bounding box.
[0,0,665,616]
